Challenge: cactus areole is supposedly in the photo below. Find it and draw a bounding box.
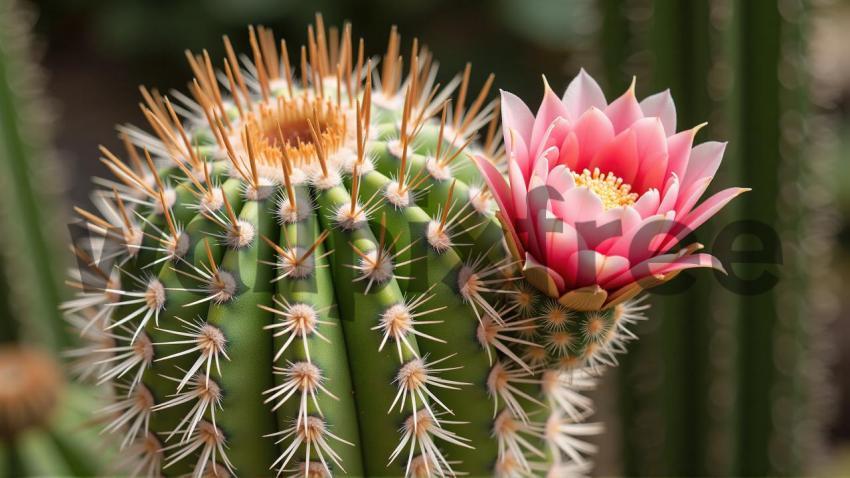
[66,16,743,478]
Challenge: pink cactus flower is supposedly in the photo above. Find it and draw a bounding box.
[474,70,748,311]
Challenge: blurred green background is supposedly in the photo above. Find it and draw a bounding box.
[2,0,849,475]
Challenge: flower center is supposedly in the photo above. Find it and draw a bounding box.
[572,167,638,210]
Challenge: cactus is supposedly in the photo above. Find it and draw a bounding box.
[65,18,622,477]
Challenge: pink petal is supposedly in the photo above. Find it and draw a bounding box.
[558,131,580,169]
[501,90,535,146]
[540,218,580,282]
[526,207,547,262]
[531,147,556,185]
[604,84,644,133]
[579,206,633,250]
[639,89,677,135]
[654,253,724,276]
[665,128,696,180]
[606,213,670,261]
[508,159,529,226]
[633,152,668,195]
[589,129,639,184]
[657,176,680,215]
[675,176,712,217]
[472,154,514,221]
[562,68,607,121]
[678,187,749,235]
[632,189,660,217]
[527,172,549,245]
[546,165,576,193]
[597,254,631,284]
[603,252,723,290]
[660,187,748,253]
[537,118,572,168]
[648,211,678,255]
[551,186,604,225]
[631,117,669,193]
[595,206,642,254]
[682,141,726,192]
[572,108,615,171]
[568,251,630,287]
[530,81,571,152]
[507,130,532,184]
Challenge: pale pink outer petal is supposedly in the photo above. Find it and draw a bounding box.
[596,254,631,285]
[682,141,726,193]
[537,118,572,169]
[657,176,680,215]
[527,171,550,255]
[572,108,615,171]
[665,128,696,180]
[602,252,723,290]
[508,130,532,184]
[673,187,750,239]
[501,90,535,146]
[639,89,677,135]
[546,164,576,193]
[472,154,514,220]
[508,159,530,232]
[675,176,712,217]
[632,188,660,218]
[473,154,525,258]
[532,147,555,185]
[648,211,678,255]
[605,213,671,261]
[604,86,644,133]
[561,68,607,121]
[531,83,571,152]
[588,129,639,184]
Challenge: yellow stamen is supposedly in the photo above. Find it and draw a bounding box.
[572,167,638,210]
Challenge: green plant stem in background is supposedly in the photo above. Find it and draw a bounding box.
[596,0,824,476]
[648,0,714,475]
[0,2,111,476]
[602,0,720,474]
[0,0,67,351]
[734,0,824,475]
[733,0,781,474]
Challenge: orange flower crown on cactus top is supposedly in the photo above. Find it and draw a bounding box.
[474,70,748,311]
